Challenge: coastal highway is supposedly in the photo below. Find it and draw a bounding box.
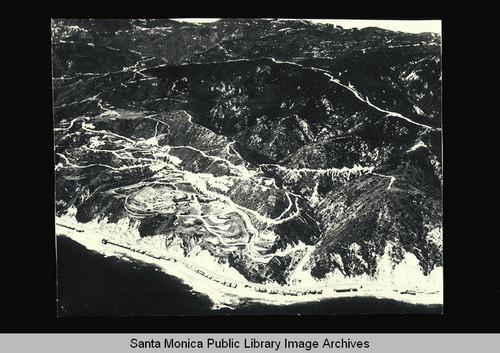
[55,216,441,306]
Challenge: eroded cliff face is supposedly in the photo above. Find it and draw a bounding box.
[53,18,442,287]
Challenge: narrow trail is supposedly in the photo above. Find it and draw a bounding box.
[56,152,154,172]
[81,125,136,145]
[164,56,440,132]
[267,57,440,131]
[263,163,374,176]
[56,108,305,261]
[263,162,396,192]
[53,39,443,304]
[371,172,396,190]
[53,116,86,131]
[55,53,427,262]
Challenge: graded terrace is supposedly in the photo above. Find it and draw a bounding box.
[53,18,443,312]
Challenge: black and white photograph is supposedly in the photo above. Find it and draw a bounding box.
[52,18,443,317]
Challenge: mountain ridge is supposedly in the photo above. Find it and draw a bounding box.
[52,18,443,303]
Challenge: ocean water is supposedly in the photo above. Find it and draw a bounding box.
[56,236,442,317]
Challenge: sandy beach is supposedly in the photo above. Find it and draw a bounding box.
[55,215,443,309]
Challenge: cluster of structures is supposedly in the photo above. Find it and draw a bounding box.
[100,237,366,298]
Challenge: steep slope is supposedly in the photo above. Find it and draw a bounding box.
[52,18,442,291]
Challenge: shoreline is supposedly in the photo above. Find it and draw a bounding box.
[55,216,443,309]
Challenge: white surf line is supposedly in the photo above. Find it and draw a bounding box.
[57,217,242,283]
[57,218,251,297]
[266,57,440,131]
[56,217,440,305]
[59,108,293,256]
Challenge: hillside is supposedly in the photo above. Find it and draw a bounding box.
[53,18,442,292]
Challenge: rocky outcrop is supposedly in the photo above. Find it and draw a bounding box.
[53,18,442,287]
